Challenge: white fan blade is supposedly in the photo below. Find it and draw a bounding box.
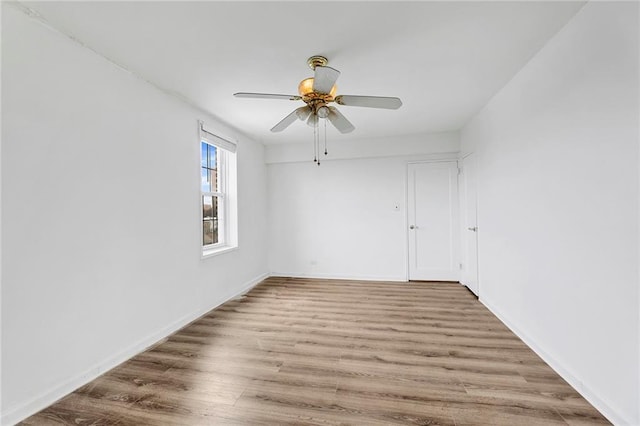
[270,109,299,132]
[234,92,301,101]
[328,107,355,134]
[335,95,402,109]
[296,106,312,121]
[312,66,340,94]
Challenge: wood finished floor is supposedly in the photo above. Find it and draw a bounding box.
[22,277,609,425]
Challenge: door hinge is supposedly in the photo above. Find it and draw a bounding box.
[459,263,463,270]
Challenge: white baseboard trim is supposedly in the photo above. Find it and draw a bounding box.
[269,271,408,282]
[1,272,269,426]
[480,296,630,426]
[229,272,269,300]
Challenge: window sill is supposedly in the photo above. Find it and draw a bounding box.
[201,245,238,259]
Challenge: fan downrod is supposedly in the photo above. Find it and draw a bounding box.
[307,55,329,70]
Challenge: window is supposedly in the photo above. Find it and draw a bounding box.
[199,122,237,256]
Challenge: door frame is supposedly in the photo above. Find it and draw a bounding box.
[405,159,461,282]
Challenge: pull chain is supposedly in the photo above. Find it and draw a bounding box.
[324,118,328,155]
[313,116,317,163]
[316,117,321,166]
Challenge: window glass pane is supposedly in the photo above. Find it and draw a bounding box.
[201,142,208,168]
[203,220,216,245]
[208,145,217,170]
[201,168,211,192]
[203,196,219,245]
[203,195,213,220]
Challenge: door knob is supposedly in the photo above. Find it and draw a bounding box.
[468,227,477,232]
[409,225,417,230]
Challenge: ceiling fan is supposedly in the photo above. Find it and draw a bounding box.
[233,55,402,134]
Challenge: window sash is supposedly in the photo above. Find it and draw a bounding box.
[201,140,227,250]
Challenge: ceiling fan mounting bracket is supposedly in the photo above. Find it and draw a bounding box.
[307,55,329,70]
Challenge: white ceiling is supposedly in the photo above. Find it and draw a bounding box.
[25,1,585,145]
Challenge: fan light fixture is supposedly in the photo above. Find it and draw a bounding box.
[233,55,403,166]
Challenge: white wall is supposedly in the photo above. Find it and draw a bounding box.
[1,6,268,424]
[265,131,460,164]
[267,133,459,281]
[460,2,639,424]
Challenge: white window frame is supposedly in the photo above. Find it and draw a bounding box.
[199,121,238,258]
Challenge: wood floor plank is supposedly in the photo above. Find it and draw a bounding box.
[20,278,610,425]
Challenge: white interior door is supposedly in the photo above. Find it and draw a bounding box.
[407,161,459,281]
[460,154,479,295]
